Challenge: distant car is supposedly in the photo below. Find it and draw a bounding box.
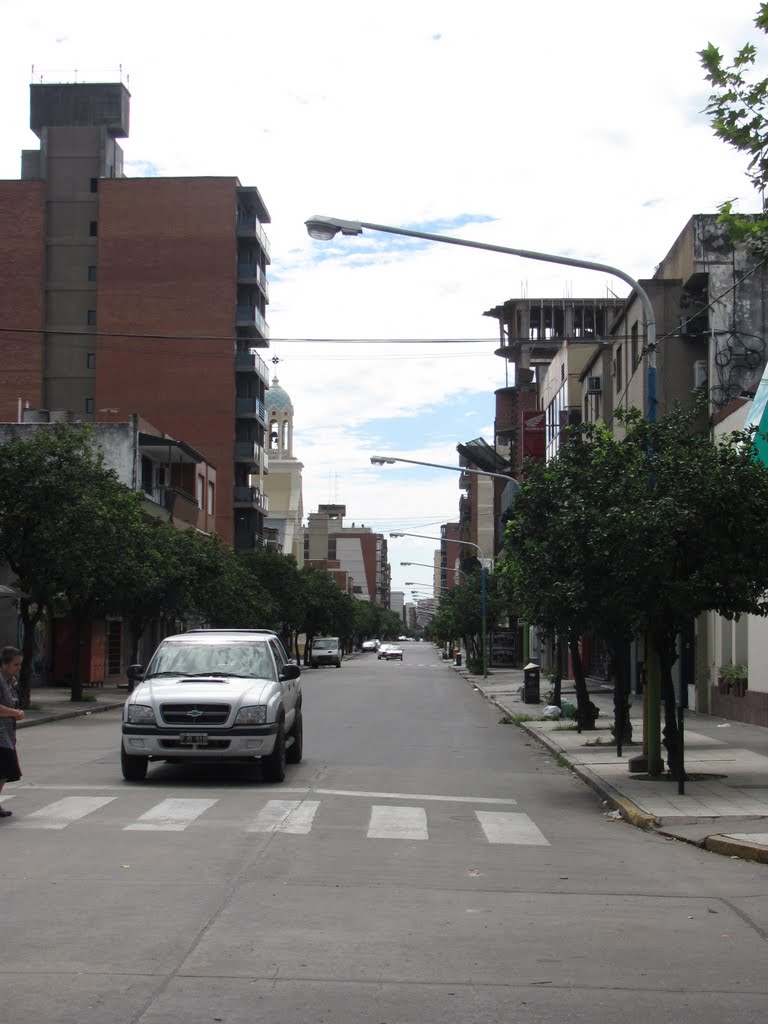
[361,639,380,652]
[379,644,403,661]
[310,637,342,669]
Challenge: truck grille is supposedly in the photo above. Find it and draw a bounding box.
[160,703,231,726]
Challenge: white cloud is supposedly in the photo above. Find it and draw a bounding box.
[2,0,764,596]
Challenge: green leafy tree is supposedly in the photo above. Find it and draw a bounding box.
[502,421,656,731]
[0,424,149,703]
[240,547,304,653]
[700,5,768,253]
[298,567,346,663]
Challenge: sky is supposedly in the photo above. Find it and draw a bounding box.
[2,0,766,598]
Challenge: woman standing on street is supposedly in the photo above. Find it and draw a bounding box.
[0,645,25,817]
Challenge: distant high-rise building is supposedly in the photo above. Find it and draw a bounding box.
[0,81,272,550]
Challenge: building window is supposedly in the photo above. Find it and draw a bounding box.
[87,310,96,326]
[197,474,205,508]
[207,481,215,516]
[90,177,98,193]
[86,352,96,369]
[85,398,94,414]
[88,265,97,282]
[615,347,623,391]
[631,321,639,368]
[89,221,98,236]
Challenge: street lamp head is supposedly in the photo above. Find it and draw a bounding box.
[400,562,412,566]
[305,215,363,241]
[389,532,404,538]
[370,456,397,465]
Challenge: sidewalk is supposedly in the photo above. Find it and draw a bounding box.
[17,683,127,727]
[452,661,768,865]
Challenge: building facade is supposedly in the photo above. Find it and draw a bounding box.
[0,81,272,550]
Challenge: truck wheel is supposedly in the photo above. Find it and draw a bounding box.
[335,659,341,668]
[286,708,303,764]
[121,745,148,782]
[263,722,286,783]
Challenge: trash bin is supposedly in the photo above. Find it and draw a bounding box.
[523,662,540,703]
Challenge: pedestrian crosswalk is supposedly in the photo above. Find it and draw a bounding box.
[5,793,550,845]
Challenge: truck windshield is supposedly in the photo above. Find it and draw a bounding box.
[146,643,273,680]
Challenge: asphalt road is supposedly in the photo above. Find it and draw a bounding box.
[1,651,766,1023]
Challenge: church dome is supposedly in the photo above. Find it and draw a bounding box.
[267,377,293,413]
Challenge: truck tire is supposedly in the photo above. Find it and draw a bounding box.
[286,708,303,764]
[263,722,286,783]
[121,745,148,781]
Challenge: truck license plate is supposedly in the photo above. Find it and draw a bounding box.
[179,733,208,745]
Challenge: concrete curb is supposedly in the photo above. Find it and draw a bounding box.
[704,834,768,864]
[514,717,660,831]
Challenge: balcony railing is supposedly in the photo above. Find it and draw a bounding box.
[236,396,267,424]
[234,530,268,552]
[235,215,271,260]
[233,485,268,512]
[235,350,270,382]
[235,304,270,340]
[234,440,258,466]
[237,263,270,300]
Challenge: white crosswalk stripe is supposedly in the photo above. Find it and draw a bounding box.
[475,810,550,845]
[368,804,429,840]
[247,799,320,834]
[123,797,217,831]
[15,796,116,830]
[4,793,550,845]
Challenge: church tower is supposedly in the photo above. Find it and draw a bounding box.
[263,377,304,564]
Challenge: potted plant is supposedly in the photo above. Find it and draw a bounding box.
[718,663,748,697]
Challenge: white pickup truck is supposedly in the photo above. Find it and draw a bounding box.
[120,629,302,783]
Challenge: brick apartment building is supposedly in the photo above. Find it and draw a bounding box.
[0,81,272,550]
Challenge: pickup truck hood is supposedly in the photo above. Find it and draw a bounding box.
[133,676,273,706]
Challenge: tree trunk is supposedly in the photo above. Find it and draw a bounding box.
[611,640,633,753]
[70,612,86,702]
[568,633,599,731]
[657,633,682,780]
[551,635,563,707]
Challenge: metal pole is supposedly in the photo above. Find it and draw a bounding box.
[481,563,488,680]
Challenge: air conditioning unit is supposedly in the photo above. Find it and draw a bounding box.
[692,359,708,390]
[586,376,602,394]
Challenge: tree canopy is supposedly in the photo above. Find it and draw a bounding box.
[700,4,768,253]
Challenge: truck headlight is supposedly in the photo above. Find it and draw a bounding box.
[126,704,156,725]
[235,705,267,725]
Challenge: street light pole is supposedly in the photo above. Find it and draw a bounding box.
[401,561,468,586]
[310,213,661,775]
[308,216,656,422]
[371,455,518,486]
[391,531,488,679]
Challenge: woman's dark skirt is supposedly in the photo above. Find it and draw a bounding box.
[0,745,21,782]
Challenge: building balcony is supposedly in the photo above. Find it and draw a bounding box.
[236,304,270,340]
[145,486,201,527]
[235,215,271,260]
[235,350,270,383]
[234,529,267,552]
[234,441,269,474]
[236,395,267,425]
[233,485,268,513]
[237,262,270,300]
